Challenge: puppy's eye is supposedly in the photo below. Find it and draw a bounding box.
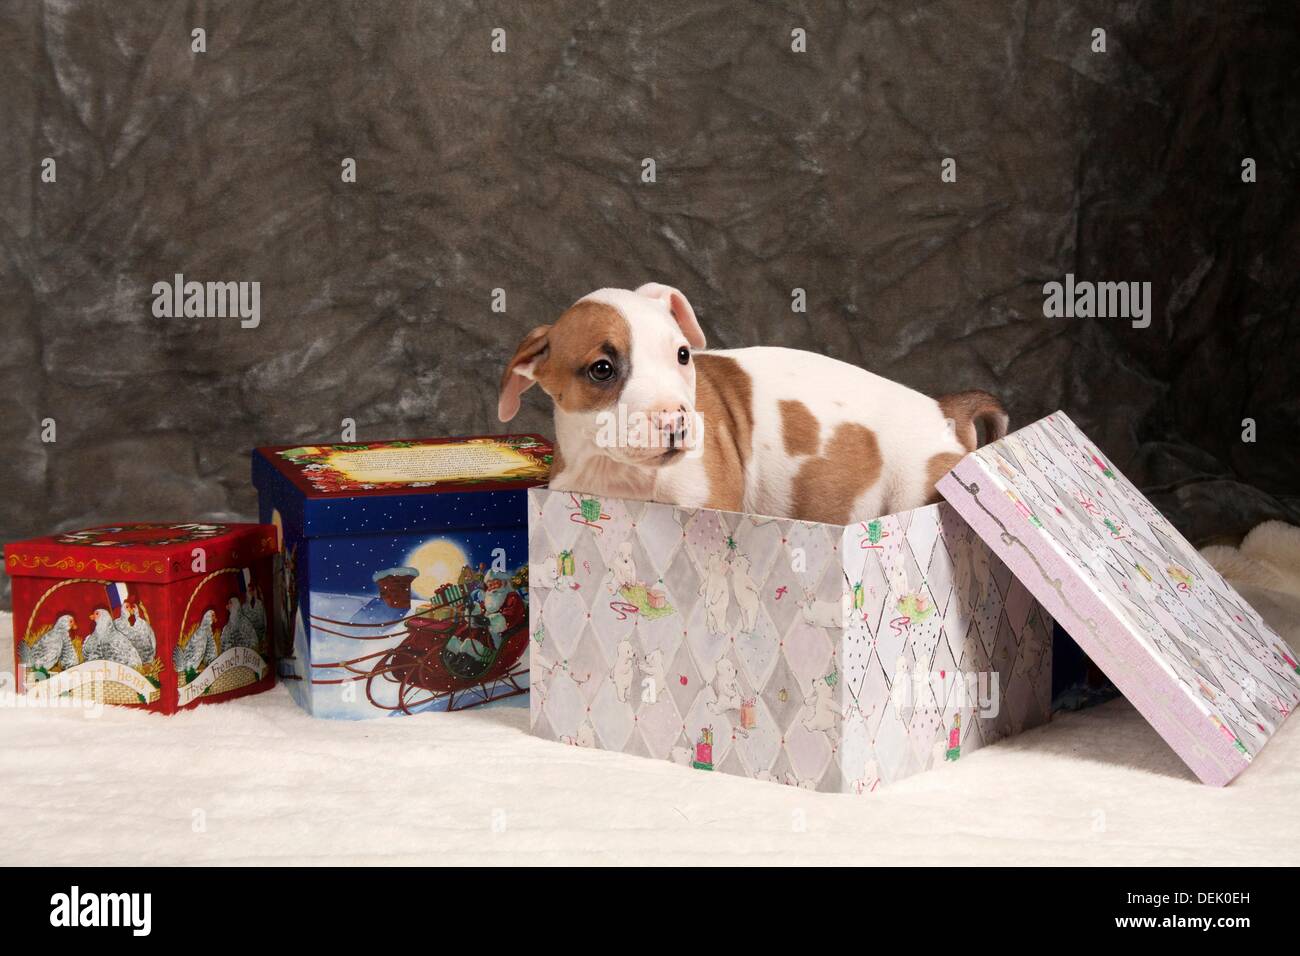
[677,346,690,365]
[587,359,615,383]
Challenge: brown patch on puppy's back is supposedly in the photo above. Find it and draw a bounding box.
[779,400,820,457]
[534,300,632,413]
[693,354,754,511]
[791,423,882,525]
[924,452,964,504]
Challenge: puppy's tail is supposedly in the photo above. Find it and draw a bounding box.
[938,390,1009,451]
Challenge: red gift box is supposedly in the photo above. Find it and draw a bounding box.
[5,522,278,714]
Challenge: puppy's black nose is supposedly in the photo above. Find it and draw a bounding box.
[654,406,690,451]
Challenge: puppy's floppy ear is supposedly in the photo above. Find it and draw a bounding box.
[498,325,551,422]
[634,282,706,349]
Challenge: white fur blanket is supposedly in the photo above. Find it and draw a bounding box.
[1,523,1297,866]
[1201,521,1300,648]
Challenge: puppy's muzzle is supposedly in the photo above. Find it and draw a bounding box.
[595,404,701,463]
[657,407,690,451]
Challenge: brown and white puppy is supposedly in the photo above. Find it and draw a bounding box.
[498,283,1007,526]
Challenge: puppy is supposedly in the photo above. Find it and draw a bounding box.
[498,283,1007,525]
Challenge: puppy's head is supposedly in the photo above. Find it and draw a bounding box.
[498,283,706,467]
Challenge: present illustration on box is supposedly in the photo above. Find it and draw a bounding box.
[615,583,675,620]
[945,713,962,761]
[693,727,714,771]
[568,493,611,530]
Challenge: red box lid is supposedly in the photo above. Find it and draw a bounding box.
[4,522,278,584]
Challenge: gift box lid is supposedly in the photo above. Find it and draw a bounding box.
[4,522,278,584]
[937,411,1300,786]
[252,434,552,538]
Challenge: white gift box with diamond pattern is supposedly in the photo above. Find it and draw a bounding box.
[527,488,1053,793]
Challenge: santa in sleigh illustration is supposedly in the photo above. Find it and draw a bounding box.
[439,568,527,678]
[309,563,530,713]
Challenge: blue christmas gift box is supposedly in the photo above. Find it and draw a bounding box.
[252,435,551,718]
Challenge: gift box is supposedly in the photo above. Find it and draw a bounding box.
[252,434,551,718]
[530,409,1299,791]
[4,522,277,713]
[527,486,1054,793]
[938,411,1300,786]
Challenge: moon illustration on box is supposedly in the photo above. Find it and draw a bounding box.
[405,539,470,598]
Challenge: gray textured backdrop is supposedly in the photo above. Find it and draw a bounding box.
[2,0,1298,607]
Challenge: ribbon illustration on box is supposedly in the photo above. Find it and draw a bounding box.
[177,646,269,706]
[25,659,159,704]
